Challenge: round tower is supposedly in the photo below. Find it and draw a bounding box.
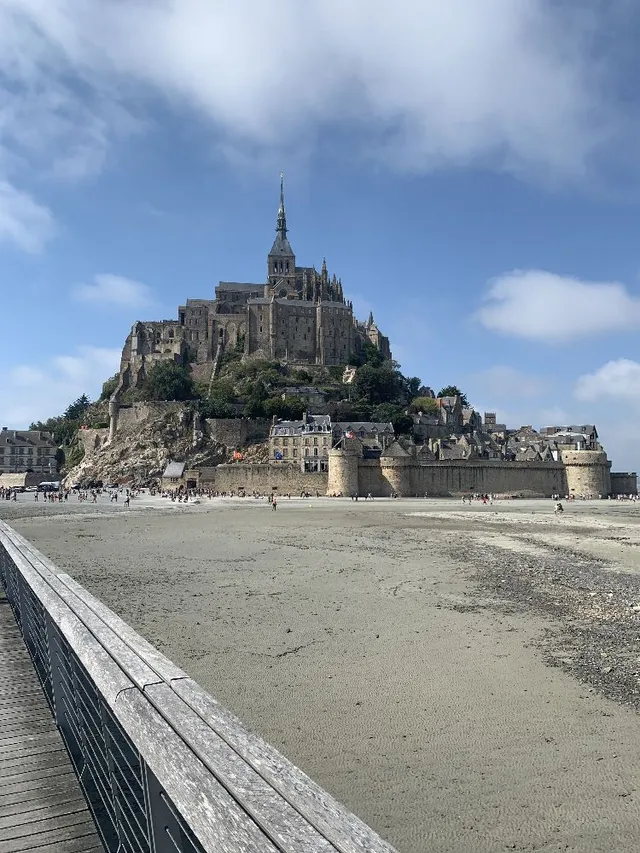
[381,457,412,497]
[327,446,360,496]
[561,450,611,497]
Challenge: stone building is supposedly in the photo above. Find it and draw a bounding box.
[269,415,394,472]
[0,428,57,475]
[270,414,333,472]
[116,177,391,393]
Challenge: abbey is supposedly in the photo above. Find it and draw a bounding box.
[117,178,391,391]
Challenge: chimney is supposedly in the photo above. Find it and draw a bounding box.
[303,411,308,425]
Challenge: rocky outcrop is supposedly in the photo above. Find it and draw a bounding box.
[63,403,231,486]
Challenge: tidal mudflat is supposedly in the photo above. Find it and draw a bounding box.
[5,496,640,853]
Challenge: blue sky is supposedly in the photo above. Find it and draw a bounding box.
[2,0,640,469]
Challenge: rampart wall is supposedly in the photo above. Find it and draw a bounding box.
[611,472,638,495]
[214,463,326,494]
[356,458,568,497]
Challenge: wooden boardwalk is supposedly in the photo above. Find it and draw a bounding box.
[0,599,104,853]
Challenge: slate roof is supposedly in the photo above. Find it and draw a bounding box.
[163,461,186,478]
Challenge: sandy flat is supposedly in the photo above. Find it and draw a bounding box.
[4,495,640,853]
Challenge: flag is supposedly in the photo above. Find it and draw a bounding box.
[233,450,244,461]
[274,451,283,460]
[344,429,355,440]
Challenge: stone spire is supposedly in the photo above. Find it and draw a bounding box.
[276,172,287,236]
[269,173,294,258]
[368,310,374,328]
[268,172,295,287]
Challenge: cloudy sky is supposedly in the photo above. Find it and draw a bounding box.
[1,0,640,468]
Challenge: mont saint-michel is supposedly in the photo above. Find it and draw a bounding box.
[116,176,390,397]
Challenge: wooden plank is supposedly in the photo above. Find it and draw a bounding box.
[0,729,61,750]
[0,817,96,853]
[0,776,80,808]
[0,796,89,829]
[13,836,105,853]
[0,746,69,773]
[0,597,102,853]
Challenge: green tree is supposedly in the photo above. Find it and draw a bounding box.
[437,385,469,408]
[404,376,422,399]
[409,396,438,415]
[141,361,195,401]
[64,394,91,421]
[353,362,403,406]
[99,374,119,401]
[263,395,306,420]
[372,403,413,436]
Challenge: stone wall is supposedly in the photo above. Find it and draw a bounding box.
[561,450,611,497]
[355,458,568,498]
[205,418,271,449]
[214,463,327,494]
[116,401,189,431]
[611,472,638,495]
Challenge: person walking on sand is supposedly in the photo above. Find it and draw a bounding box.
[272,496,277,511]
[554,501,563,515]
[124,495,130,507]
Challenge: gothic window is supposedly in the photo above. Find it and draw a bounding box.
[286,261,289,273]
[313,448,318,456]
[304,447,309,456]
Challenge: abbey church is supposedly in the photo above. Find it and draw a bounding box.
[117,178,391,391]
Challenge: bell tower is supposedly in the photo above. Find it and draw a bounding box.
[267,173,296,296]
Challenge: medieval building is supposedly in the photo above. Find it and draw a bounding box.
[117,177,391,392]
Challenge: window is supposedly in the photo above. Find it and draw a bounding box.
[283,448,288,457]
[313,448,318,456]
[283,438,289,446]
[313,438,318,446]
[304,448,309,456]
[293,448,297,457]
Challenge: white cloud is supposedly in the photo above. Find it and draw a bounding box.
[0,346,121,429]
[73,274,154,309]
[0,181,54,252]
[575,359,640,404]
[471,365,547,399]
[0,0,631,186]
[476,270,640,343]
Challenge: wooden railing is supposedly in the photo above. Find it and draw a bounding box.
[0,519,397,853]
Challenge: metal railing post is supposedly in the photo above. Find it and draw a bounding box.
[143,763,190,853]
[44,611,65,728]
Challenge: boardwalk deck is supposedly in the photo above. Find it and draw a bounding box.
[0,598,104,853]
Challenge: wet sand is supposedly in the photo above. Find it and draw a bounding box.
[4,495,640,852]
